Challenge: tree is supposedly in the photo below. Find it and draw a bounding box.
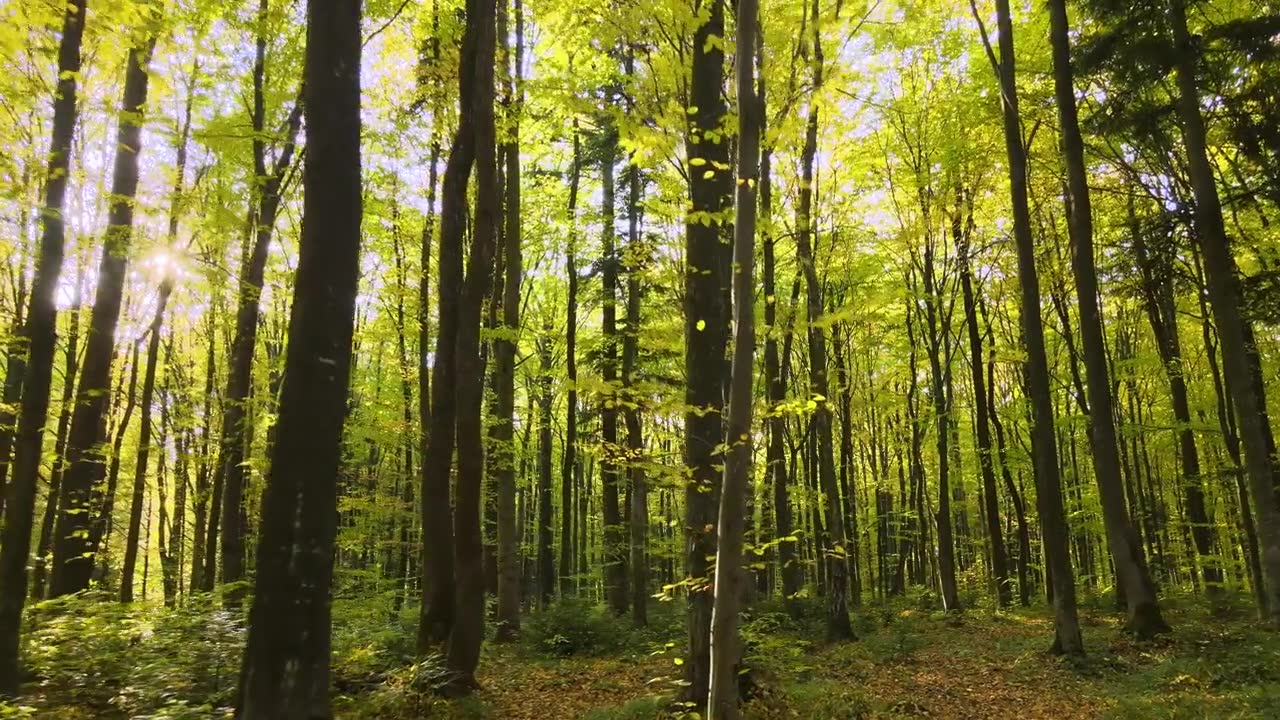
[707,0,759,712]
[444,0,499,689]
[47,15,158,599]
[1048,0,1169,637]
[0,0,87,695]
[972,0,1084,654]
[683,0,732,702]
[1166,0,1280,626]
[236,0,362,712]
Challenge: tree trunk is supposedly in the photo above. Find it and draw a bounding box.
[236,0,361,713]
[536,332,555,608]
[188,309,220,593]
[623,118,649,627]
[418,0,482,649]
[683,0,731,701]
[975,0,1083,653]
[0,0,86,694]
[444,0,498,689]
[796,0,853,638]
[707,2,758,712]
[1048,0,1168,637]
[600,141,628,616]
[494,0,524,637]
[120,278,174,602]
[48,29,158,598]
[1167,0,1280,625]
[220,0,304,608]
[560,128,581,598]
[30,283,81,600]
[958,196,1010,607]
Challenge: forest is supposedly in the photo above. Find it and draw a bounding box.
[0,0,1278,716]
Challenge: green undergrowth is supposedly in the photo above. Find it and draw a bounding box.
[4,591,1279,719]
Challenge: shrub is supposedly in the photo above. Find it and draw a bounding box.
[522,599,639,657]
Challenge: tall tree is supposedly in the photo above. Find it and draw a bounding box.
[445,0,499,688]
[236,0,362,712]
[0,0,87,695]
[707,0,759,712]
[1048,0,1169,637]
[796,0,854,636]
[600,137,628,616]
[219,0,304,606]
[494,0,525,637]
[683,0,732,701]
[973,0,1084,654]
[48,19,159,598]
[1166,0,1280,625]
[559,128,582,597]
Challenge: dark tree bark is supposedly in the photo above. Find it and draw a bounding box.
[0,0,86,694]
[444,0,498,689]
[973,0,1083,654]
[707,0,758,712]
[494,0,524,638]
[390,205,417,614]
[220,0,304,607]
[119,276,174,602]
[235,0,362,713]
[1129,199,1221,595]
[536,331,554,608]
[623,107,648,627]
[683,0,732,702]
[1167,0,1280,625]
[1048,0,1168,637]
[418,0,483,648]
[760,63,798,607]
[30,279,81,600]
[919,218,960,612]
[600,140,628,616]
[415,0,443,639]
[48,28,158,598]
[560,128,582,597]
[957,192,1011,607]
[189,312,217,593]
[796,0,853,638]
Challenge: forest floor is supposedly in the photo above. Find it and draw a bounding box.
[8,591,1279,719]
[396,594,1280,720]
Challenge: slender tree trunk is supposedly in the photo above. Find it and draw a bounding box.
[493,0,524,637]
[974,0,1083,653]
[236,0,362,712]
[0,0,86,694]
[921,237,960,612]
[418,0,481,649]
[220,0,304,608]
[1167,0,1280,625]
[1048,0,1169,637]
[683,0,731,701]
[559,129,581,597]
[624,129,649,626]
[536,333,554,608]
[30,284,81,600]
[48,29,158,598]
[120,279,174,602]
[795,0,853,637]
[707,3,759,712]
[958,198,1010,607]
[600,141,628,616]
[188,312,216,589]
[445,0,498,689]
[1130,198,1221,595]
